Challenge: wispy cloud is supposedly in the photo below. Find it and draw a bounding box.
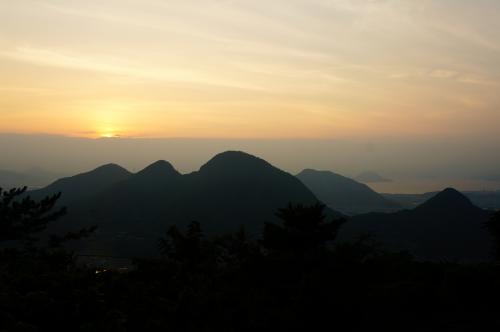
[1,0,500,139]
[0,46,265,91]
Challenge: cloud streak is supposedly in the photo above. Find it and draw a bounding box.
[0,46,266,91]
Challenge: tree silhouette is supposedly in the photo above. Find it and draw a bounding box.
[2,200,500,331]
[486,210,500,260]
[262,202,344,255]
[159,221,207,264]
[0,186,66,244]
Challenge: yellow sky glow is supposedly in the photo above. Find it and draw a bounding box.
[1,0,499,139]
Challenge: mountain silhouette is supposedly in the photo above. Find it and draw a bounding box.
[297,169,401,215]
[199,150,273,175]
[46,151,338,256]
[338,188,493,262]
[123,160,182,190]
[384,189,500,210]
[178,152,338,231]
[135,160,181,179]
[29,163,132,205]
[414,187,478,213]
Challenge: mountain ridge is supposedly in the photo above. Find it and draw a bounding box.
[414,187,478,214]
[297,168,401,215]
[38,151,339,257]
[338,187,493,262]
[29,163,132,204]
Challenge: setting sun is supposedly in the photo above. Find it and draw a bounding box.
[1,1,499,140]
[100,132,119,139]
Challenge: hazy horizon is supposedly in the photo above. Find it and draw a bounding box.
[1,133,499,194]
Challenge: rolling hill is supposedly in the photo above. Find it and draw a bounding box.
[297,169,401,215]
[39,151,337,256]
[338,188,494,262]
[384,190,500,211]
[28,163,132,205]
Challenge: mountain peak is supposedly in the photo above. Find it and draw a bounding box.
[415,187,478,213]
[199,151,272,174]
[29,163,132,204]
[136,160,180,178]
[93,163,130,175]
[296,168,401,215]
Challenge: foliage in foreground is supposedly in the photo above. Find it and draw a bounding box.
[1,187,500,331]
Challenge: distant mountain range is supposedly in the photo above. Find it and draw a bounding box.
[11,151,496,261]
[30,151,337,257]
[338,188,494,262]
[384,190,500,211]
[29,164,132,205]
[355,171,392,183]
[297,169,401,215]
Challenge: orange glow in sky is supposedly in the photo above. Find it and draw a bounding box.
[1,0,499,139]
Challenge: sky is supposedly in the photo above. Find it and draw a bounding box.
[1,0,500,140]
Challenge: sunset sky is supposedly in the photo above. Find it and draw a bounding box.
[1,0,499,139]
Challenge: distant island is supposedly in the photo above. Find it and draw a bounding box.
[355,171,392,183]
